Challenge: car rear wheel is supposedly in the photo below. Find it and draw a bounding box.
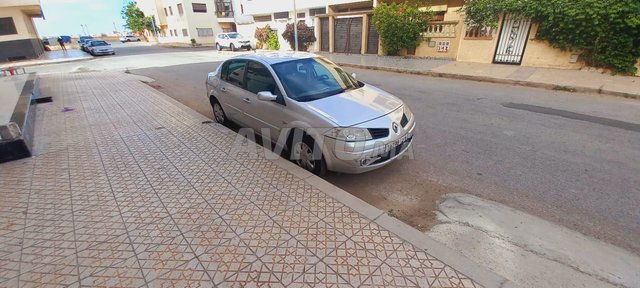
[230,43,236,51]
[290,135,327,176]
[210,97,229,125]
[216,43,222,51]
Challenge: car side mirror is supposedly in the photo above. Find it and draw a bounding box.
[257,91,278,101]
[351,72,357,79]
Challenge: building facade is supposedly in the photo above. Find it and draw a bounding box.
[136,0,244,44]
[0,0,44,62]
[311,0,611,71]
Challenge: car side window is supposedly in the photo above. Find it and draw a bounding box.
[221,60,246,88]
[246,61,280,95]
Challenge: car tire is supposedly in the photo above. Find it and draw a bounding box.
[210,96,230,126]
[137,39,141,42]
[216,43,222,51]
[290,134,327,176]
[230,43,235,52]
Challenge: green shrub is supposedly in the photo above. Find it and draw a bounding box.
[460,0,640,75]
[266,30,280,50]
[372,2,432,56]
[282,22,317,51]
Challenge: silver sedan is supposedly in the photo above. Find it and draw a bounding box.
[206,52,415,175]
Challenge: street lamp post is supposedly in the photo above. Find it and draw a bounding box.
[293,0,298,51]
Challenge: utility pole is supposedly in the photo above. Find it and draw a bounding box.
[113,22,118,34]
[151,16,158,38]
[293,0,298,51]
[80,24,86,35]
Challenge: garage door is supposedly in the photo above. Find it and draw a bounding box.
[334,17,362,54]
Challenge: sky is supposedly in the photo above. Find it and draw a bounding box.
[34,0,129,37]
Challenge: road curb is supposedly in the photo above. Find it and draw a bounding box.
[0,56,95,69]
[339,63,640,100]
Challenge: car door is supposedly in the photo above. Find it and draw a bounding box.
[218,59,251,124]
[242,61,286,142]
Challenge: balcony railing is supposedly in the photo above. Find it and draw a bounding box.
[216,11,234,18]
[423,21,458,38]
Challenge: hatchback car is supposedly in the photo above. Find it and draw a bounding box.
[86,40,115,56]
[215,32,254,51]
[206,52,415,175]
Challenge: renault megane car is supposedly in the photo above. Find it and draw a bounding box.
[206,52,415,175]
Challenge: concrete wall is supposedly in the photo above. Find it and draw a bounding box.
[520,24,581,69]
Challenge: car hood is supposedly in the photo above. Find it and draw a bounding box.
[303,84,403,126]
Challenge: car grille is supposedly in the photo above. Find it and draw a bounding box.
[400,113,409,127]
[368,128,389,139]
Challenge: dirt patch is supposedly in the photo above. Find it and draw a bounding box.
[324,162,462,231]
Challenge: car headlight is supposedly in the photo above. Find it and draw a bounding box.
[325,127,372,142]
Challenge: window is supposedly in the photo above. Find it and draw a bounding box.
[254,15,272,22]
[192,3,207,13]
[297,12,305,19]
[274,12,289,19]
[0,17,17,36]
[465,25,494,39]
[169,6,173,15]
[309,8,326,16]
[170,29,174,36]
[246,61,279,95]
[221,60,247,88]
[177,3,184,15]
[174,29,178,36]
[164,8,168,16]
[215,0,234,17]
[196,28,214,37]
[272,57,360,102]
[182,29,188,36]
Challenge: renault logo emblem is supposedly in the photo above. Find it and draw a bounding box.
[392,122,399,134]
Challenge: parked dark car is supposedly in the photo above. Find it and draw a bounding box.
[79,36,94,51]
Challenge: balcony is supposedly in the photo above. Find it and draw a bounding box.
[423,21,458,38]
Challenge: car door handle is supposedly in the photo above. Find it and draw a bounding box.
[243,97,251,103]
[220,87,227,92]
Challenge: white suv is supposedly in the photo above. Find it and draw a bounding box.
[215,32,254,51]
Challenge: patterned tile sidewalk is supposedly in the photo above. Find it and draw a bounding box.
[0,72,486,287]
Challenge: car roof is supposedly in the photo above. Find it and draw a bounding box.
[232,51,318,65]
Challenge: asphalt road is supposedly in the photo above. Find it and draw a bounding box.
[31,45,640,254]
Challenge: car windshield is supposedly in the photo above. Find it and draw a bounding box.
[91,41,108,46]
[227,33,241,39]
[271,57,361,102]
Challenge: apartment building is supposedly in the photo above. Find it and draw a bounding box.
[136,0,244,44]
[0,0,44,62]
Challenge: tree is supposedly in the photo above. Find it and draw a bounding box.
[460,0,640,74]
[281,22,317,51]
[372,2,432,56]
[254,25,272,49]
[121,1,156,34]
